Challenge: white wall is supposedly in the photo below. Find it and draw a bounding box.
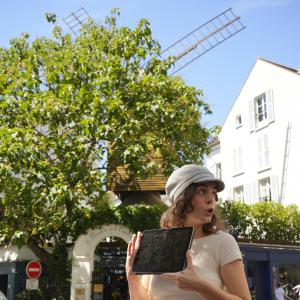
[0,245,38,262]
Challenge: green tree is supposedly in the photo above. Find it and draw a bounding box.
[0,10,213,291]
[220,201,300,243]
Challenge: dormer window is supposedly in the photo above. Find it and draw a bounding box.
[249,89,275,132]
[255,93,267,124]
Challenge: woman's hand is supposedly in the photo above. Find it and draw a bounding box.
[161,250,201,292]
[126,232,151,299]
[126,231,142,281]
[162,251,252,300]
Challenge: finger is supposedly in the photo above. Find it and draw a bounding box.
[186,250,193,266]
[135,231,142,250]
[127,240,133,255]
[128,234,137,255]
[160,273,177,280]
[130,234,137,251]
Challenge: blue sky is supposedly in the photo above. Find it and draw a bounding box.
[1,0,299,127]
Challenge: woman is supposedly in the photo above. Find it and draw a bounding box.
[126,164,251,300]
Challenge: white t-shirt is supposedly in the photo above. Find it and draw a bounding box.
[143,231,242,300]
[275,287,285,300]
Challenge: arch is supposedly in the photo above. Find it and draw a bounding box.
[70,224,132,300]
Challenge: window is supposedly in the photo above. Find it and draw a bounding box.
[233,186,244,201]
[257,134,270,170]
[258,177,271,201]
[236,114,242,128]
[255,93,267,124]
[216,163,222,180]
[272,264,300,294]
[233,146,243,175]
[249,89,275,132]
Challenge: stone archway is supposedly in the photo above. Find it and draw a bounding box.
[70,224,132,300]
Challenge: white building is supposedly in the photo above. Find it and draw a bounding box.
[206,58,300,206]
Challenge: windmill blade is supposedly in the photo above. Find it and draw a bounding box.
[160,8,246,75]
[63,7,93,36]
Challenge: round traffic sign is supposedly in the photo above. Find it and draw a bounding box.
[26,260,42,279]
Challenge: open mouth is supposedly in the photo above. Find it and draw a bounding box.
[207,208,214,214]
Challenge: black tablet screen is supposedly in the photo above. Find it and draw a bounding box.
[132,227,194,275]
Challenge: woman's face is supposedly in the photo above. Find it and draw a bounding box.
[184,182,217,227]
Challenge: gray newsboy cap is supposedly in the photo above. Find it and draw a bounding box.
[165,164,225,204]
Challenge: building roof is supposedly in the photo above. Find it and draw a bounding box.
[258,57,300,74]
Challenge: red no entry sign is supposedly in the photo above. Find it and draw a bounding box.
[26,260,42,279]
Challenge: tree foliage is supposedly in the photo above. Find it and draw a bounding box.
[220,201,300,244]
[0,10,213,287]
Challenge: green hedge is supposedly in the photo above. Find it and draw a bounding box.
[219,201,300,244]
[71,201,168,238]
[73,200,299,244]
[115,203,168,233]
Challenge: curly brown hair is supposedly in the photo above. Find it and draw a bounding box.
[160,183,224,234]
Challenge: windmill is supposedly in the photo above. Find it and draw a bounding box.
[63,7,246,205]
[63,7,245,74]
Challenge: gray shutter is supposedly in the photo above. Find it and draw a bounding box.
[244,184,251,203]
[249,99,255,132]
[233,148,237,174]
[264,134,270,167]
[239,146,243,173]
[266,89,275,123]
[270,175,279,202]
[252,181,259,203]
[257,136,263,170]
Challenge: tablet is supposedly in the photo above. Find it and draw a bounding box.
[132,227,194,275]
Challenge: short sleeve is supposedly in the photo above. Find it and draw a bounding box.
[218,232,242,267]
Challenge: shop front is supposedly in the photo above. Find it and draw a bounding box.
[239,242,300,300]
